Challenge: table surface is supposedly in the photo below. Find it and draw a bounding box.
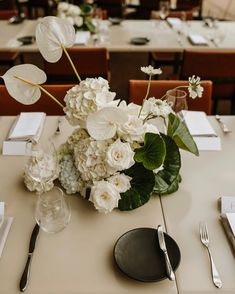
[1,19,235,53]
[0,115,235,294]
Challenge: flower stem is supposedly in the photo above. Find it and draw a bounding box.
[61,45,81,83]
[138,74,152,117]
[14,76,65,108]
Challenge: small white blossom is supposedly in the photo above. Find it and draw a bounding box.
[143,98,173,117]
[106,138,135,171]
[89,180,121,213]
[141,65,162,76]
[188,75,204,99]
[107,173,132,193]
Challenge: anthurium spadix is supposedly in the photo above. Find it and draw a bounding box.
[87,107,128,140]
[36,16,75,63]
[1,64,47,105]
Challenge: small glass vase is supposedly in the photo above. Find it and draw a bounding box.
[35,187,71,234]
[166,89,188,113]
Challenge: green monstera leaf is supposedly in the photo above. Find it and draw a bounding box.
[154,134,181,195]
[134,132,166,170]
[118,163,155,211]
[167,113,199,156]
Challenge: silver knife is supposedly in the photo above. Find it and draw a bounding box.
[19,223,40,292]
[157,225,175,281]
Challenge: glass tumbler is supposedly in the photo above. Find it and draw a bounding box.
[166,89,188,113]
[35,187,71,234]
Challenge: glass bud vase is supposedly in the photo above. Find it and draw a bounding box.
[166,89,188,113]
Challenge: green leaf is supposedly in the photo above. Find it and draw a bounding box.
[134,133,166,170]
[154,134,181,195]
[167,113,199,156]
[118,163,155,211]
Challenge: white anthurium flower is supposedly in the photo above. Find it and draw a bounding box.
[36,16,75,63]
[89,180,121,213]
[86,107,128,140]
[1,64,47,105]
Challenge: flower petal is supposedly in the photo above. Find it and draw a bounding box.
[87,107,128,140]
[1,64,47,105]
[36,16,75,63]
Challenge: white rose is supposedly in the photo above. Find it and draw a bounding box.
[58,2,69,12]
[118,115,145,143]
[89,180,121,213]
[106,138,135,171]
[74,16,83,27]
[107,173,132,193]
[66,16,75,26]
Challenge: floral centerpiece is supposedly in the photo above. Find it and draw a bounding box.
[57,1,97,33]
[0,16,202,214]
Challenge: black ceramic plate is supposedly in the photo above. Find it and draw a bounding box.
[109,17,122,25]
[130,37,150,45]
[113,227,181,282]
[17,36,35,45]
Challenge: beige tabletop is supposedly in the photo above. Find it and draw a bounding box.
[1,19,235,53]
[161,116,235,293]
[0,116,177,294]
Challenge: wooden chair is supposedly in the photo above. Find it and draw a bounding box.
[0,84,74,115]
[0,0,16,10]
[0,9,22,70]
[176,0,202,18]
[128,79,213,115]
[96,0,125,18]
[26,0,56,19]
[43,47,110,84]
[135,0,160,19]
[180,49,235,114]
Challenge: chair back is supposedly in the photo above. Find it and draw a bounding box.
[96,0,125,18]
[0,0,16,10]
[0,9,18,19]
[180,49,235,113]
[128,79,212,115]
[151,10,193,20]
[44,47,110,83]
[0,85,74,115]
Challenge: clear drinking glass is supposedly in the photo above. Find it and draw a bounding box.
[35,187,71,234]
[166,89,188,113]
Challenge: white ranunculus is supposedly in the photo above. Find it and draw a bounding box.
[118,115,145,143]
[74,16,83,27]
[89,180,121,213]
[107,173,132,193]
[106,138,135,171]
[58,2,69,12]
[143,97,173,118]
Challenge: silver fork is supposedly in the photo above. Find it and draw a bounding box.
[215,115,231,134]
[55,116,62,135]
[199,222,222,288]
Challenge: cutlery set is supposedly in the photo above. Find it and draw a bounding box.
[215,115,231,134]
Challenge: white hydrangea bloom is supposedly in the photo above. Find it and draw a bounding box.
[73,137,114,182]
[63,78,116,126]
[107,173,132,193]
[89,180,121,213]
[59,154,85,194]
[106,138,135,171]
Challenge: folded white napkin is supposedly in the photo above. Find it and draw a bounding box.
[188,33,208,45]
[180,111,221,151]
[219,197,235,254]
[167,17,182,30]
[0,216,13,259]
[7,112,46,144]
[75,31,91,45]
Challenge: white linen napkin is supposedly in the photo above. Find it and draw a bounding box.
[180,111,221,151]
[167,17,182,30]
[7,112,46,144]
[74,31,91,45]
[188,33,208,45]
